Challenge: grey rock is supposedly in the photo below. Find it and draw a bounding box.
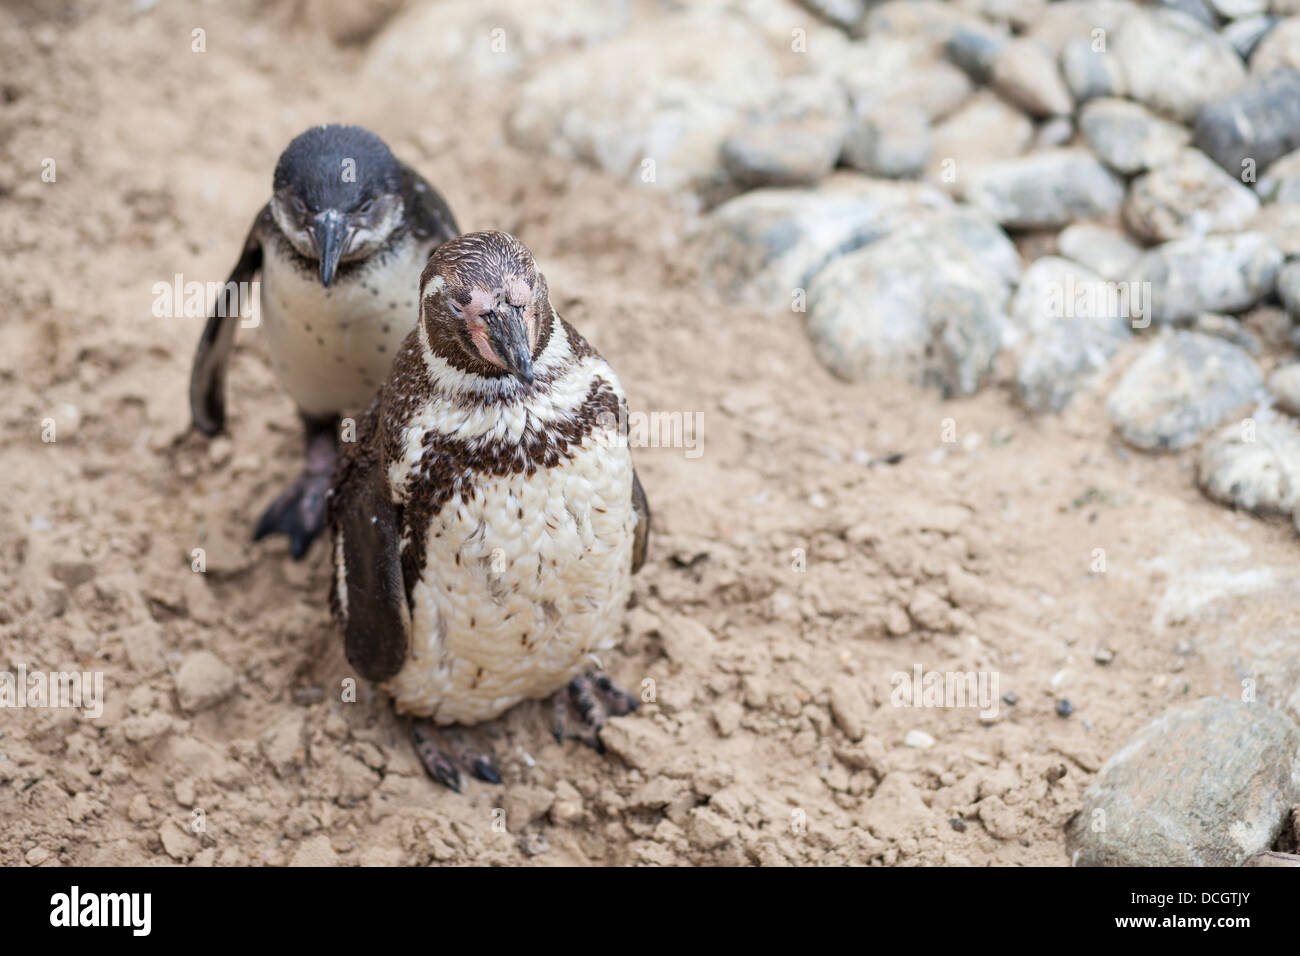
[1067,698,1300,867]
[963,149,1125,229]
[1194,68,1300,178]
[1135,232,1284,323]
[507,12,780,192]
[1199,416,1300,514]
[1268,362,1300,414]
[1058,223,1144,281]
[1078,97,1191,175]
[1247,201,1300,255]
[1251,16,1300,72]
[1008,256,1132,343]
[721,75,850,189]
[839,46,974,122]
[695,177,952,305]
[990,38,1074,117]
[1210,0,1268,16]
[927,90,1034,182]
[1060,38,1127,104]
[721,125,841,188]
[1115,9,1247,122]
[1257,148,1300,202]
[1277,260,1300,316]
[1221,14,1281,58]
[1013,260,1133,413]
[842,105,930,178]
[796,0,869,32]
[1026,0,1138,56]
[1107,330,1264,451]
[1162,0,1221,29]
[365,0,630,90]
[1124,148,1261,242]
[806,209,1016,395]
[1016,315,1131,412]
[945,26,1006,83]
[1193,311,1266,352]
[1035,117,1075,150]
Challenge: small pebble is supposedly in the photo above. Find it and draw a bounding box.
[1056,698,1074,718]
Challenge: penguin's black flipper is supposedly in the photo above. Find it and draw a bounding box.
[631,467,650,574]
[189,205,271,436]
[329,413,410,682]
[398,161,459,245]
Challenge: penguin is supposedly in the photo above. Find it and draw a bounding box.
[328,231,651,791]
[189,123,459,557]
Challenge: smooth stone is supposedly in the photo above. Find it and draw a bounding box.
[1250,16,1300,71]
[1135,232,1284,323]
[990,38,1074,117]
[962,148,1125,229]
[1246,201,1300,255]
[1221,13,1281,58]
[1016,313,1132,413]
[1114,8,1247,122]
[1210,0,1268,15]
[694,177,952,305]
[927,90,1034,185]
[1199,417,1300,514]
[806,210,1015,395]
[1067,697,1300,867]
[1058,223,1144,281]
[1123,147,1261,242]
[1008,256,1131,343]
[945,26,1006,83]
[1277,260,1300,316]
[796,0,869,31]
[1194,68,1300,177]
[1257,147,1300,202]
[507,11,780,192]
[1193,311,1266,353]
[1078,97,1191,175]
[1107,330,1264,451]
[1268,362,1300,415]
[842,105,931,179]
[1061,37,1127,104]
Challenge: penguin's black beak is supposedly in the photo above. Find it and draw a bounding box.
[485,304,534,385]
[314,210,348,288]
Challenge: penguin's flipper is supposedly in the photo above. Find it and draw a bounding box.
[330,428,410,683]
[398,161,459,245]
[189,205,271,436]
[631,467,650,574]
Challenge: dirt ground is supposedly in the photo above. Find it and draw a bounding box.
[3,0,1299,867]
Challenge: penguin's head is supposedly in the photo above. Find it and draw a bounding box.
[418,231,548,385]
[270,124,406,287]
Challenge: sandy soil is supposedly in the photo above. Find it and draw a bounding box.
[3,0,1299,867]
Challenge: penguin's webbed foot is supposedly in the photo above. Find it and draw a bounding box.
[551,671,638,754]
[411,720,502,792]
[253,471,332,560]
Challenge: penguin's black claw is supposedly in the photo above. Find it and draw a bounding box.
[410,720,502,792]
[253,471,332,559]
[551,671,638,752]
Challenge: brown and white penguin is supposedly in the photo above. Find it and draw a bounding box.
[328,230,650,790]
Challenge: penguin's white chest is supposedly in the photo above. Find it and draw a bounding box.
[385,436,637,725]
[259,237,433,418]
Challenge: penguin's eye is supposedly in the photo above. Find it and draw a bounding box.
[357,198,376,215]
[290,196,308,216]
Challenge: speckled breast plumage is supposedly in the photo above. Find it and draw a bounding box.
[259,232,433,417]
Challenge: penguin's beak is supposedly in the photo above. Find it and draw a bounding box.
[485,304,534,385]
[314,210,348,288]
